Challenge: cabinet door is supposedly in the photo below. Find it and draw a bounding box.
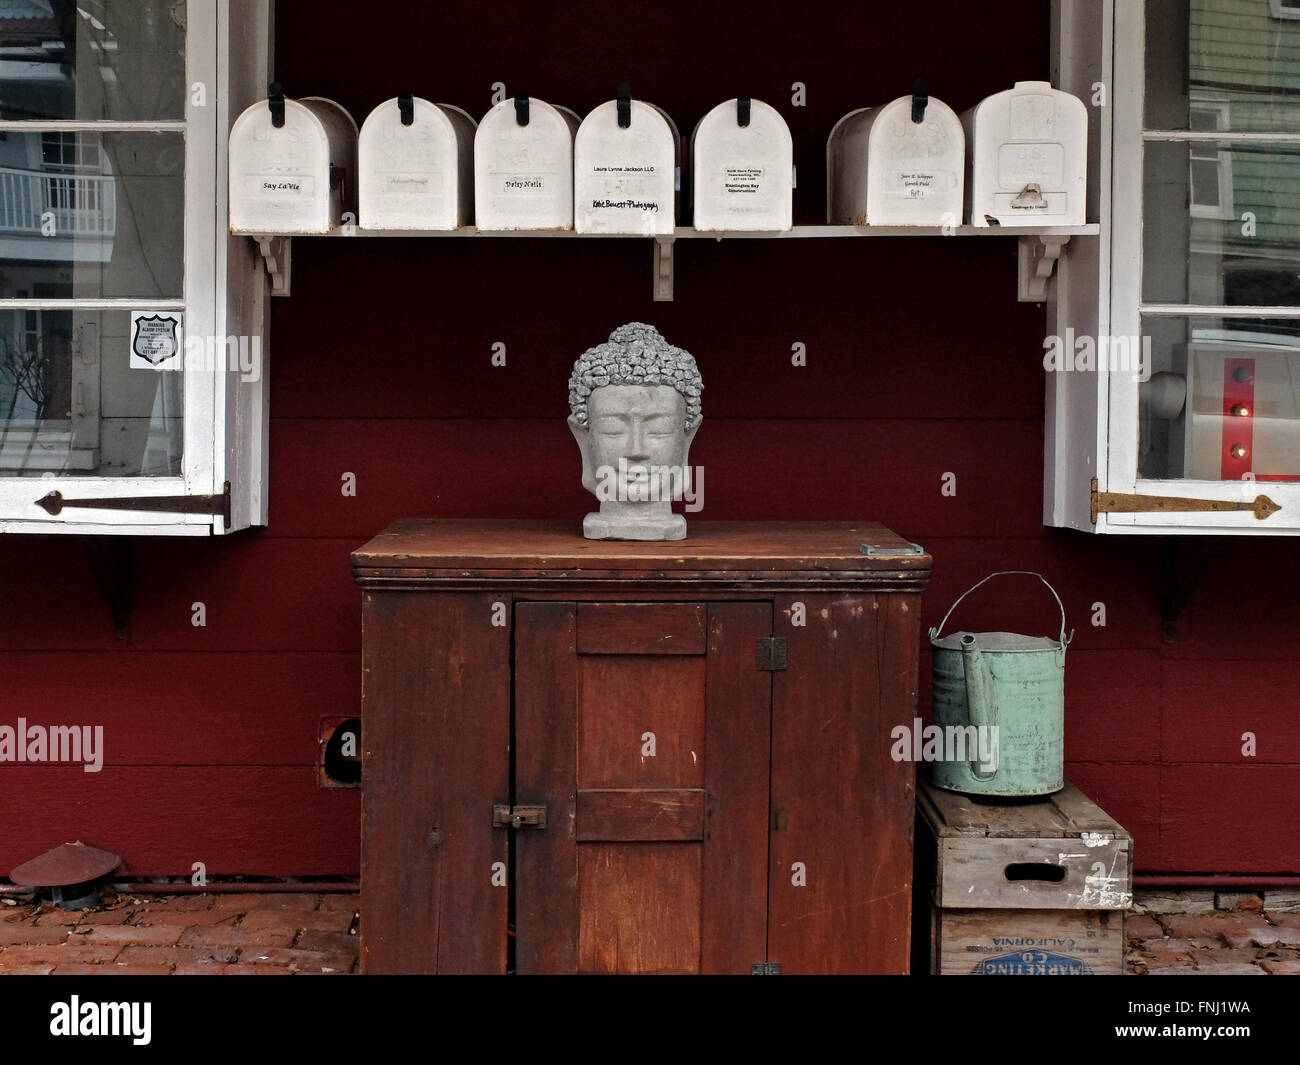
[514,601,771,974]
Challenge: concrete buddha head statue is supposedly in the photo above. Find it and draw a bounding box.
[567,322,703,541]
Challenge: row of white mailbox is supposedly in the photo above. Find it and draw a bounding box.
[228,83,1087,235]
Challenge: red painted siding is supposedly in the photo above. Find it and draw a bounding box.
[1,1,1297,876]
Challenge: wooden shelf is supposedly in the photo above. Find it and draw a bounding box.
[244,223,1098,239]
[243,223,1099,300]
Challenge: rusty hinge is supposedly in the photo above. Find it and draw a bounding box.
[492,803,547,829]
[751,962,781,975]
[35,482,233,526]
[757,637,787,671]
[1090,477,1280,525]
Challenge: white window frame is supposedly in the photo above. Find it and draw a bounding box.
[1271,0,1300,20]
[1046,0,1300,534]
[1187,98,1234,221]
[0,0,271,535]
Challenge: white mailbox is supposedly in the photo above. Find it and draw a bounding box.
[961,81,1087,227]
[574,97,678,235]
[827,93,964,226]
[229,90,357,233]
[475,96,580,231]
[691,98,792,232]
[358,96,476,230]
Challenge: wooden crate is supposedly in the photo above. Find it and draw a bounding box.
[917,778,1132,976]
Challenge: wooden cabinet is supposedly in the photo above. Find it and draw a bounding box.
[351,520,931,974]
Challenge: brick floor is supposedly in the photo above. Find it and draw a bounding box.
[1126,897,1300,975]
[0,889,360,975]
[1,885,1294,974]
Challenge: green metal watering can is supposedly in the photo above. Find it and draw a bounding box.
[928,571,1072,798]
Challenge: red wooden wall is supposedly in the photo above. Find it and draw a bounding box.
[1,1,1298,877]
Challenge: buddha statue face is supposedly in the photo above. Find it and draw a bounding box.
[568,323,703,541]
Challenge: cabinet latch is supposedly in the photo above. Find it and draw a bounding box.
[751,962,781,975]
[1090,477,1280,524]
[492,803,547,830]
[756,637,787,671]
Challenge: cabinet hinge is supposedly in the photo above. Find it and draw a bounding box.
[35,483,233,526]
[751,962,781,975]
[756,637,787,671]
[1090,477,1280,525]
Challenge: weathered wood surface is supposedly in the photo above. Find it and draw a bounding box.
[577,602,707,655]
[576,789,705,841]
[700,603,773,973]
[931,905,1126,975]
[918,778,1133,911]
[516,600,775,974]
[922,777,1130,839]
[767,592,921,974]
[360,591,509,974]
[514,601,580,975]
[352,520,932,584]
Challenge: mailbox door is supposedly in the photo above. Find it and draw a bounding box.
[474,98,575,231]
[865,97,965,226]
[513,601,771,974]
[692,98,793,231]
[359,97,461,230]
[574,100,676,234]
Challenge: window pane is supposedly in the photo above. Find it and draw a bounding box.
[1138,315,1300,482]
[0,0,185,122]
[1147,0,1300,132]
[0,130,183,299]
[1143,139,1300,305]
[0,308,182,477]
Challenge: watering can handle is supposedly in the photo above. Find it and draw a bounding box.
[929,571,1071,649]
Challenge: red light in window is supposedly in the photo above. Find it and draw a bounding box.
[1231,403,1251,418]
[1230,443,1249,460]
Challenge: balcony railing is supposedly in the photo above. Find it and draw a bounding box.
[0,166,117,238]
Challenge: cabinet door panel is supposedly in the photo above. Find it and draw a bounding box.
[360,591,509,974]
[515,600,771,974]
[768,592,920,974]
[578,655,705,788]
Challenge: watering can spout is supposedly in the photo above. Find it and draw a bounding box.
[959,633,997,780]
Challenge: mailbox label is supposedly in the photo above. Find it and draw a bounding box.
[494,173,550,194]
[723,166,764,194]
[884,168,958,199]
[245,174,315,197]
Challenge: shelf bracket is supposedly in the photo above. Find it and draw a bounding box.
[653,235,675,302]
[1017,234,1070,302]
[254,235,292,297]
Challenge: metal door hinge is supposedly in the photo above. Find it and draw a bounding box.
[861,541,925,556]
[1090,477,1280,525]
[492,803,547,829]
[757,637,787,671]
[751,962,781,975]
[35,482,233,526]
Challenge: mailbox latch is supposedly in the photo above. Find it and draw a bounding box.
[492,803,547,830]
